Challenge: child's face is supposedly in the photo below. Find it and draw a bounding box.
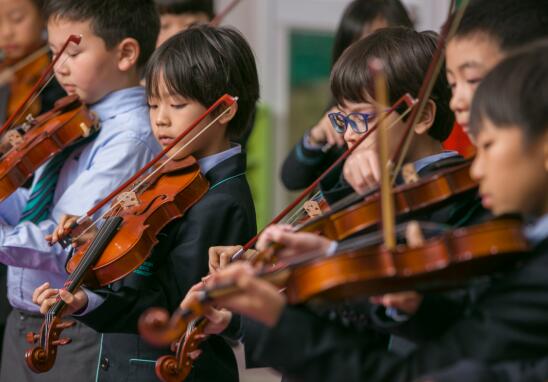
[471,120,548,217]
[446,34,504,136]
[47,17,122,104]
[157,12,210,47]
[148,76,226,159]
[0,0,44,61]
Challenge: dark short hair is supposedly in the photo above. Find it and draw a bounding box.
[470,43,548,143]
[451,0,548,52]
[145,25,259,140]
[155,0,214,18]
[43,0,160,69]
[331,27,454,142]
[332,0,413,66]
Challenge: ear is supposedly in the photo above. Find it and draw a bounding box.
[218,102,239,125]
[116,37,140,72]
[413,99,436,135]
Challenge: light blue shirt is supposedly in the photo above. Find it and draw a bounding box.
[0,86,160,312]
[79,143,243,316]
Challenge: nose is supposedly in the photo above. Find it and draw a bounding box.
[0,20,14,40]
[470,151,484,182]
[154,105,170,128]
[54,54,70,76]
[449,83,469,114]
[344,125,358,146]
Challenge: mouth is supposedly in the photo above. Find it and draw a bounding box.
[479,193,492,209]
[157,135,174,147]
[63,84,77,93]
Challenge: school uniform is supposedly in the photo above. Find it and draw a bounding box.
[236,215,548,382]
[77,149,256,382]
[0,86,160,381]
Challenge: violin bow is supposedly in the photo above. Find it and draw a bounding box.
[371,59,396,250]
[0,35,82,136]
[210,0,242,27]
[390,0,470,182]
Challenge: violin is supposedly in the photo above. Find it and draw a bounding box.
[0,45,51,121]
[0,95,99,203]
[25,94,236,373]
[0,35,89,203]
[138,217,529,346]
[296,158,477,242]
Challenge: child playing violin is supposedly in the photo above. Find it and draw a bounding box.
[0,0,161,380]
[178,43,548,382]
[35,25,259,382]
[280,0,413,191]
[0,0,65,123]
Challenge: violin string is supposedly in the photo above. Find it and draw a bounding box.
[70,105,233,243]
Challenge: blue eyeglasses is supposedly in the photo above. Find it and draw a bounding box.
[328,111,377,134]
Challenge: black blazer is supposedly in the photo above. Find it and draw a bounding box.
[239,237,548,382]
[280,137,345,191]
[78,152,256,382]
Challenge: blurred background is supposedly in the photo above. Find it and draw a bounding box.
[216,0,452,230]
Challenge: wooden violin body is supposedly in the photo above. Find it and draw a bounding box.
[285,218,529,304]
[298,160,477,241]
[66,155,209,287]
[139,218,529,346]
[0,95,98,202]
[26,156,209,373]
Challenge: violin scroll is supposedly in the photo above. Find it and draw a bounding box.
[25,317,75,373]
[155,319,208,382]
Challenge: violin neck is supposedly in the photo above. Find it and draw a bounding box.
[51,216,123,317]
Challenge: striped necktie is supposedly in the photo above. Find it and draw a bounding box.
[19,133,97,224]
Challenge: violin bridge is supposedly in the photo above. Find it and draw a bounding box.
[117,191,140,209]
[402,163,419,184]
[303,200,322,218]
[79,122,91,137]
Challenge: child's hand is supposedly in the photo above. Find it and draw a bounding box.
[256,224,334,259]
[343,148,381,194]
[180,282,233,335]
[46,214,95,247]
[208,245,259,273]
[32,282,89,316]
[207,263,287,328]
[309,107,346,148]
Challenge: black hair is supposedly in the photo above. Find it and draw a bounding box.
[155,0,214,18]
[470,43,548,143]
[145,25,259,140]
[43,0,160,69]
[331,27,454,142]
[332,0,413,66]
[451,0,548,52]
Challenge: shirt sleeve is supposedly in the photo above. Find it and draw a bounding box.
[0,134,156,274]
[0,188,29,224]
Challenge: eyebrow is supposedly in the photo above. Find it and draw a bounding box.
[458,61,483,71]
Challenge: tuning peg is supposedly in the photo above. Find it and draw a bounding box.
[25,332,40,344]
[52,338,72,346]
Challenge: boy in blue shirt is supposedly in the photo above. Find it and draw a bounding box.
[0,0,160,380]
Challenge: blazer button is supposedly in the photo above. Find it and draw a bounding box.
[100,357,110,370]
